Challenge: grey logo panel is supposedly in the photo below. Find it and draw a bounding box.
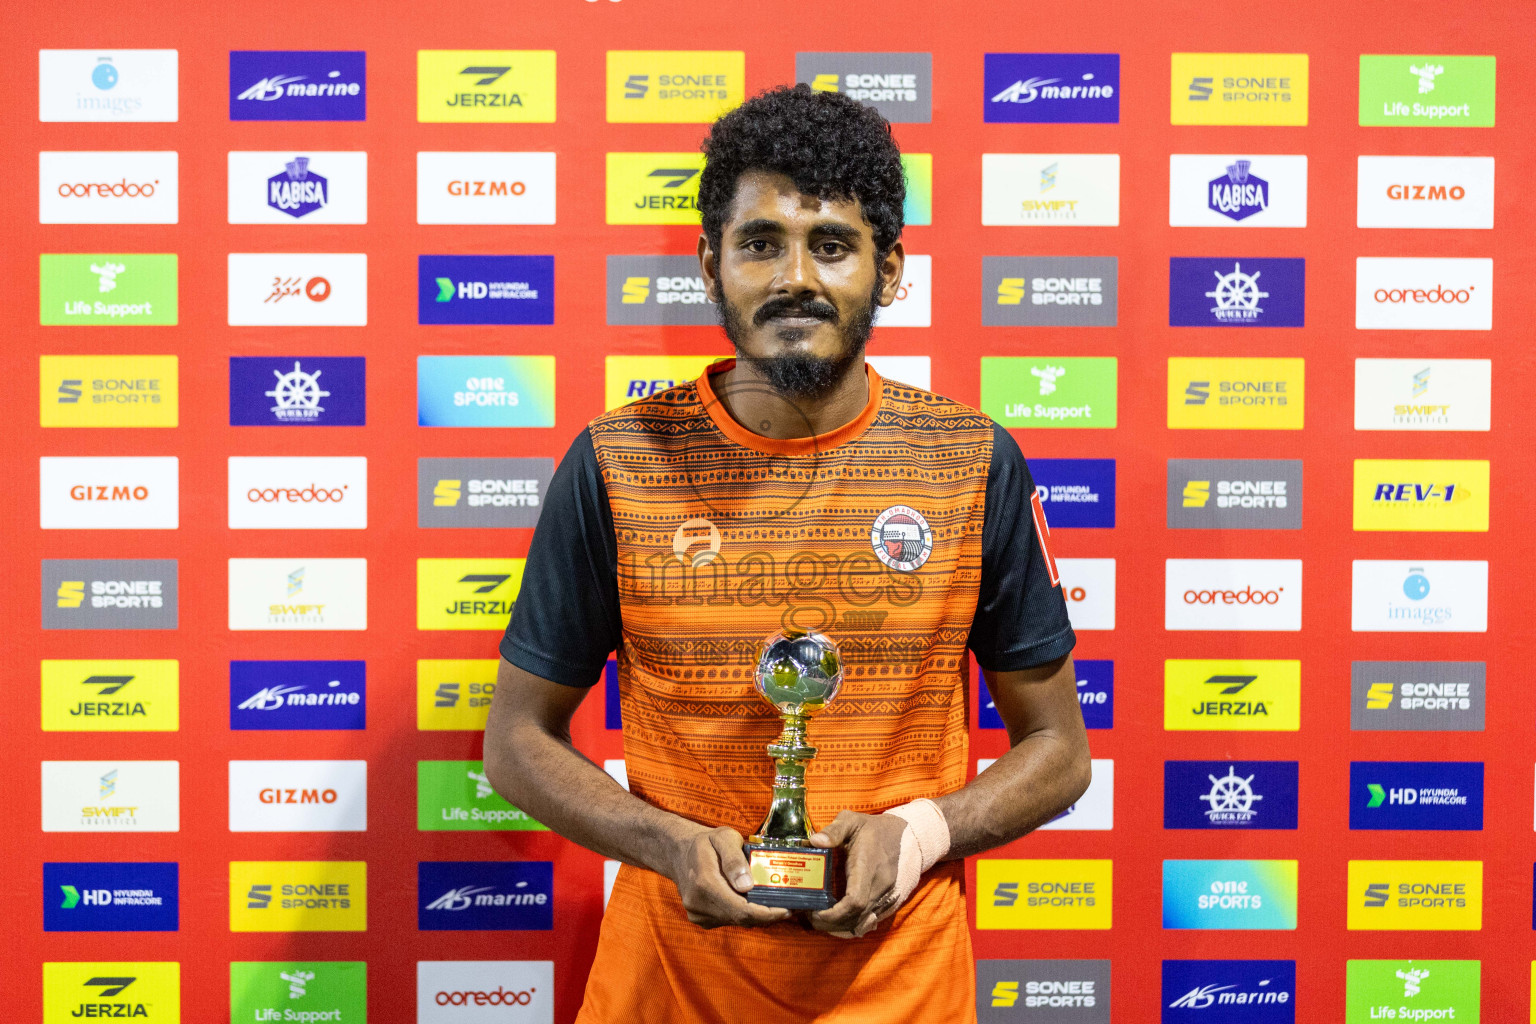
[982,257,1118,327]
[1167,458,1302,530]
[42,558,178,629]
[977,959,1110,1023]
[606,255,715,326]
[1351,661,1485,732]
[794,52,932,122]
[418,458,554,528]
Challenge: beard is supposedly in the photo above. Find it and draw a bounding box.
[717,278,881,401]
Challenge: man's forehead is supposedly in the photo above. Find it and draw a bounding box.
[725,169,866,231]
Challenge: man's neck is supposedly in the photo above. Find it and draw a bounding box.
[711,356,869,441]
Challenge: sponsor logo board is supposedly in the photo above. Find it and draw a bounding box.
[606,255,714,325]
[606,152,705,224]
[40,456,178,530]
[976,860,1112,930]
[1350,761,1483,831]
[40,151,178,224]
[608,50,743,123]
[797,51,933,122]
[417,558,525,630]
[1351,560,1487,633]
[976,959,1110,1022]
[230,660,367,731]
[980,357,1117,428]
[1162,960,1294,1022]
[1164,659,1300,731]
[417,50,557,122]
[229,50,365,121]
[416,961,554,1023]
[43,962,180,1023]
[984,661,1112,730]
[229,356,366,427]
[418,457,552,529]
[39,50,179,122]
[1350,661,1485,732]
[228,558,367,631]
[1345,959,1479,1023]
[419,861,554,931]
[867,355,931,389]
[1167,459,1301,530]
[903,153,932,225]
[228,456,367,530]
[43,558,177,630]
[41,760,179,831]
[228,151,367,224]
[1057,558,1115,630]
[1359,55,1495,127]
[983,257,1118,327]
[1352,459,1489,532]
[982,154,1119,226]
[604,355,727,410]
[229,961,366,1023]
[44,861,178,931]
[1354,358,1491,432]
[417,355,556,427]
[1164,761,1298,830]
[418,760,549,831]
[1355,257,1492,330]
[417,152,556,224]
[1032,459,1115,528]
[1169,155,1308,227]
[417,256,554,324]
[1162,860,1297,930]
[1347,860,1482,930]
[1167,357,1304,429]
[230,861,366,932]
[1169,258,1305,327]
[229,760,367,832]
[41,354,178,428]
[41,659,179,732]
[227,254,367,326]
[876,253,931,327]
[1165,560,1301,631]
[983,53,1119,124]
[1034,760,1113,831]
[417,660,499,731]
[40,253,177,325]
[1357,156,1494,229]
[1171,53,1308,125]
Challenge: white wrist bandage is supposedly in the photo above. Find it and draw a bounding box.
[883,797,952,908]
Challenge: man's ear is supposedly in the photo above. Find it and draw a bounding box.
[698,233,721,304]
[877,240,906,307]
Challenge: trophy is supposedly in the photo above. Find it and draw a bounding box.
[743,629,844,910]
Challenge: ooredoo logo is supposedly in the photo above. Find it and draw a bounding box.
[417,961,553,1022]
[228,457,367,530]
[39,151,179,224]
[1165,559,1301,631]
[1356,258,1492,330]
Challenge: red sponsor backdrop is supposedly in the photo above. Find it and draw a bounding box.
[4,0,1535,1019]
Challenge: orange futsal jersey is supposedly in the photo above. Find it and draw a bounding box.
[502,361,1074,1022]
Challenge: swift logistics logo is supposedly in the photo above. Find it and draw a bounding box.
[418,457,552,529]
[976,860,1112,930]
[1169,258,1305,327]
[41,760,180,831]
[229,356,365,427]
[1164,761,1298,830]
[1346,960,1480,1023]
[231,660,365,731]
[230,861,366,932]
[980,357,1118,428]
[981,154,1120,226]
[39,50,179,122]
[1171,53,1308,125]
[39,456,179,530]
[45,861,178,931]
[976,959,1111,1023]
[227,253,368,327]
[1351,560,1488,633]
[1168,155,1308,227]
[1167,459,1302,530]
[1352,459,1489,532]
[1167,357,1304,429]
[227,151,367,224]
[39,151,179,224]
[1164,660,1301,731]
[419,861,554,931]
[416,961,554,1023]
[1165,560,1302,632]
[1351,661,1485,732]
[229,50,366,121]
[229,760,367,832]
[417,660,499,731]
[39,253,177,325]
[1357,156,1494,228]
[41,659,179,732]
[1162,861,1297,930]
[40,354,178,428]
[229,961,366,1024]
[605,152,706,224]
[416,50,556,122]
[417,255,554,325]
[417,152,556,225]
[1354,358,1491,432]
[1030,459,1115,528]
[797,52,932,122]
[607,51,743,123]
[983,256,1118,327]
[1162,960,1294,1022]
[1359,55,1495,127]
[1347,860,1482,930]
[228,456,368,530]
[417,355,556,427]
[1355,257,1492,331]
[227,558,368,631]
[1350,762,1483,830]
[983,53,1119,124]
[42,558,177,630]
[417,558,526,630]
[43,962,180,1024]
[982,661,1113,730]
[418,761,549,831]
[606,255,715,325]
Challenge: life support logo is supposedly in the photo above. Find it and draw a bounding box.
[673,518,721,567]
[870,505,933,572]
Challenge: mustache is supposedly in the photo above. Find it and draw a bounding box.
[752,296,839,327]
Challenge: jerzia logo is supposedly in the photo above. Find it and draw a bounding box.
[417,51,556,122]
[416,558,525,629]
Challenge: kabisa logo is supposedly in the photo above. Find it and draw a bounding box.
[39,456,179,530]
[1162,860,1298,930]
[1030,459,1116,528]
[41,355,179,429]
[981,154,1120,226]
[980,357,1118,428]
[228,151,366,224]
[1168,154,1309,227]
[417,255,554,325]
[983,53,1119,124]
[229,760,367,832]
[267,157,327,218]
[228,558,368,631]
[1167,358,1305,430]
[975,860,1113,930]
[42,559,177,630]
[229,961,367,1024]
[417,558,525,630]
[983,256,1118,328]
[416,961,553,1024]
[1353,459,1489,532]
[43,962,180,1023]
[39,151,179,225]
[981,661,1113,731]
[1164,660,1301,732]
[1170,53,1309,126]
[1169,258,1305,327]
[1164,761,1299,830]
[1351,560,1487,633]
[418,761,549,832]
[230,51,366,121]
[417,660,499,731]
[417,152,556,225]
[416,50,557,123]
[230,661,366,731]
[1355,257,1493,331]
[606,255,715,326]
[229,356,366,427]
[1162,960,1295,1022]
[418,457,553,529]
[44,861,178,932]
[1350,762,1483,831]
[605,152,706,225]
[1351,661,1485,732]
[976,959,1111,1023]
[1359,55,1495,127]
[229,861,367,932]
[1209,160,1268,221]
[419,861,554,931]
[417,355,556,428]
[41,760,180,831]
[1357,156,1494,229]
[1345,959,1480,1024]
[227,253,367,327]
[795,52,933,122]
[1347,860,1482,930]
[39,50,179,122]
[607,50,744,123]
[41,659,179,732]
[39,253,179,325]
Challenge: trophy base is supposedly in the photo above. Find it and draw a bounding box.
[742,842,841,911]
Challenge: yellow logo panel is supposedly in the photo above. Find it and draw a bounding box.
[1353,459,1489,532]
[1347,860,1482,931]
[607,51,743,123]
[606,152,706,224]
[417,558,525,630]
[40,355,178,428]
[605,355,728,410]
[417,50,556,122]
[1171,52,1309,125]
[44,961,180,1023]
[42,659,178,732]
[1165,659,1300,731]
[976,859,1112,930]
[229,861,366,932]
[1167,357,1304,430]
[418,659,500,730]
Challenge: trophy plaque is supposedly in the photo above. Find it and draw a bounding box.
[743,629,844,910]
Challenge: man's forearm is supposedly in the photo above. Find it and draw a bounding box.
[931,729,1091,860]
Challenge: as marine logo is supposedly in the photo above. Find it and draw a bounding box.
[870,505,933,572]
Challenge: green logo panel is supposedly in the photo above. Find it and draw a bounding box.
[39,254,178,325]
[980,357,1117,428]
[1359,55,1495,126]
[1346,959,1479,1023]
[230,961,366,1023]
[418,759,550,831]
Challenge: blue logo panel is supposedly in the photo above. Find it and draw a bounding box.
[1032,458,1116,528]
[418,861,554,931]
[1162,960,1295,1022]
[981,659,1112,730]
[604,659,621,730]
[983,53,1120,123]
[1349,761,1483,831]
[1162,860,1297,930]
[44,862,179,932]
[1164,761,1298,830]
[230,660,367,731]
[229,356,366,427]
[418,256,555,325]
[1168,258,1305,328]
[230,51,367,121]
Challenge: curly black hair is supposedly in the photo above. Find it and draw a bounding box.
[699,84,905,262]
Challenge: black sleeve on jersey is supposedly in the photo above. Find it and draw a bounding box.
[967,420,1078,672]
[499,428,623,687]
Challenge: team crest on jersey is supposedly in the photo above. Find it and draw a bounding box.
[871,505,933,572]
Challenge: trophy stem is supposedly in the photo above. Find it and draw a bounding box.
[749,710,818,846]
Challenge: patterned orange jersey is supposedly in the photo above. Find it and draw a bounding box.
[502,361,1074,1022]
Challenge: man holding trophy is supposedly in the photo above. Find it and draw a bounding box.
[485,85,1091,1023]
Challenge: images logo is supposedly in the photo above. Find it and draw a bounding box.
[975,959,1110,1023]
[1163,960,1294,1022]
[795,52,932,122]
[229,861,366,932]
[1347,860,1482,930]
[1165,561,1302,632]
[39,151,179,224]
[43,962,179,1024]
[1352,459,1489,532]
[606,255,716,326]
[417,558,525,630]
[607,51,743,123]
[1357,156,1494,228]
[39,456,179,530]
[419,861,554,931]
[1164,761,1298,830]
[41,760,179,831]
[230,961,366,1024]
[417,152,556,225]
[1169,258,1305,327]
[982,154,1119,226]
[1355,257,1492,331]
[418,761,549,832]
[418,457,553,529]
[227,151,367,224]
[417,355,556,427]
[227,456,368,530]
[230,51,365,121]
[229,356,365,428]
[227,558,368,631]
[980,357,1117,428]
[1164,660,1300,731]
[1169,155,1308,227]
[229,760,367,832]
[1350,762,1483,831]
[417,660,499,731]
[227,253,367,327]
[983,53,1119,124]
[605,152,706,225]
[1030,459,1115,528]
[230,661,365,731]
[417,255,554,325]
[1351,560,1487,633]
[1167,358,1304,430]
[1171,53,1308,125]
[45,861,178,932]
[1350,661,1485,732]
[983,256,1118,327]
[41,660,179,732]
[39,50,179,122]
[1167,459,1302,530]
[417,50,556,122]
[1354,358,1491,432]
[42,559,177,630]
[1162,860,1297,930]
[976,860,1112,930]
[416,961,553,1024]
[41,355,179,429]
[39,253,178,325]
[1359,55,1495,127]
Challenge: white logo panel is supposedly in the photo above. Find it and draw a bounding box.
[417,152,557,225]
[1038,759,1113,830]
[227,151,368,224]
[227,253,367,326]
[1058,557,1115,630]
[228,759,367,832]
[41,760,180,832]
[877,254,931,327]
[1351,560,1487,633]
[865,355,931,390]
[228,457,367,530]
[1165,559,1302,631]
[1357,156,1494,229]
[40,457,178,530]
[1354,358,1491,432]
[1355,257,1492,330]
[416,961,555,1024]
[39,151,178,224]
[981,154,1119,226]
[1168,154,1308,227]
[39,50,179,122]
[228,558,367,631]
